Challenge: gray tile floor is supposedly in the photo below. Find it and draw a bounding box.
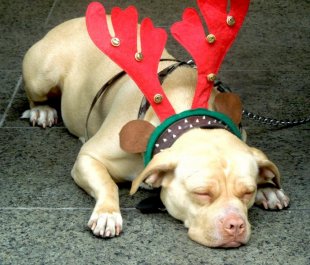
[0,0,309,264]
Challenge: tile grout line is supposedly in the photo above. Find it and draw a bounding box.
[0,75,22,128]
[0,207,138,211]
[44,0,59,27]
[0,207,308,211]
[0,207,92,210]
[0,126,67,129]
[0,0,60,128]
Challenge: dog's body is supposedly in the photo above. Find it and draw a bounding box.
[22,17,289,248]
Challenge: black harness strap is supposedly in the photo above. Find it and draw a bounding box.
[137,60,195,119]
[84,59,190,139]
[85,71,127,140]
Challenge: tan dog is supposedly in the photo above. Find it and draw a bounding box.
[22,17,289,248]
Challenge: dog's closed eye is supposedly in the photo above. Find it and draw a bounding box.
[236,186,256,202]
[242,191,255,201]
[191,188,216,204]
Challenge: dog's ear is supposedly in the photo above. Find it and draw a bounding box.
[214,93,242,125]
[119,120,155,154]
[251,148,281,189]
[130,150,178,195]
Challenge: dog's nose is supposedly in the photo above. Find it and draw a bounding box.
[222,215,245,236]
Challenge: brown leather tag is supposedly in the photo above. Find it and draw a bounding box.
[119,120,155,154]
[214,93,243,125]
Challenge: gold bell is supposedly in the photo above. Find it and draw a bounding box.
[111,37,120,47]
[206,34,216,44]
[135,52,143,62]
[154,94,163,104]
[226,16,236,26]
[207,73,216,82]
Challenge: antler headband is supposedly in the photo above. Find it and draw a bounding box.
[171,0,250,109]
[86,2,174,121]
[86,0,250,164]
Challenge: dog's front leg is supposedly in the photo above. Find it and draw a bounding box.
[71,154,122,238]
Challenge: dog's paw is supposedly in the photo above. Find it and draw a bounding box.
[255,187,290,210]
[21,106,58,128]
[88,212,123,238]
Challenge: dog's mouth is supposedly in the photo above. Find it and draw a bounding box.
[218,241,243,248]
[188,225,250,248]
[190,235,247,248]
[211,236,249,248]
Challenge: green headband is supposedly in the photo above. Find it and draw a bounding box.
[144,108,242,166]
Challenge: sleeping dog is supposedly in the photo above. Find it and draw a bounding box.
[21,16,289,248]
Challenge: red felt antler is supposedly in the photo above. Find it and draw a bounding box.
[86,2,175,121]
[171,0,250,109]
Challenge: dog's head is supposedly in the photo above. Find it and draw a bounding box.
[130,128,280,248]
